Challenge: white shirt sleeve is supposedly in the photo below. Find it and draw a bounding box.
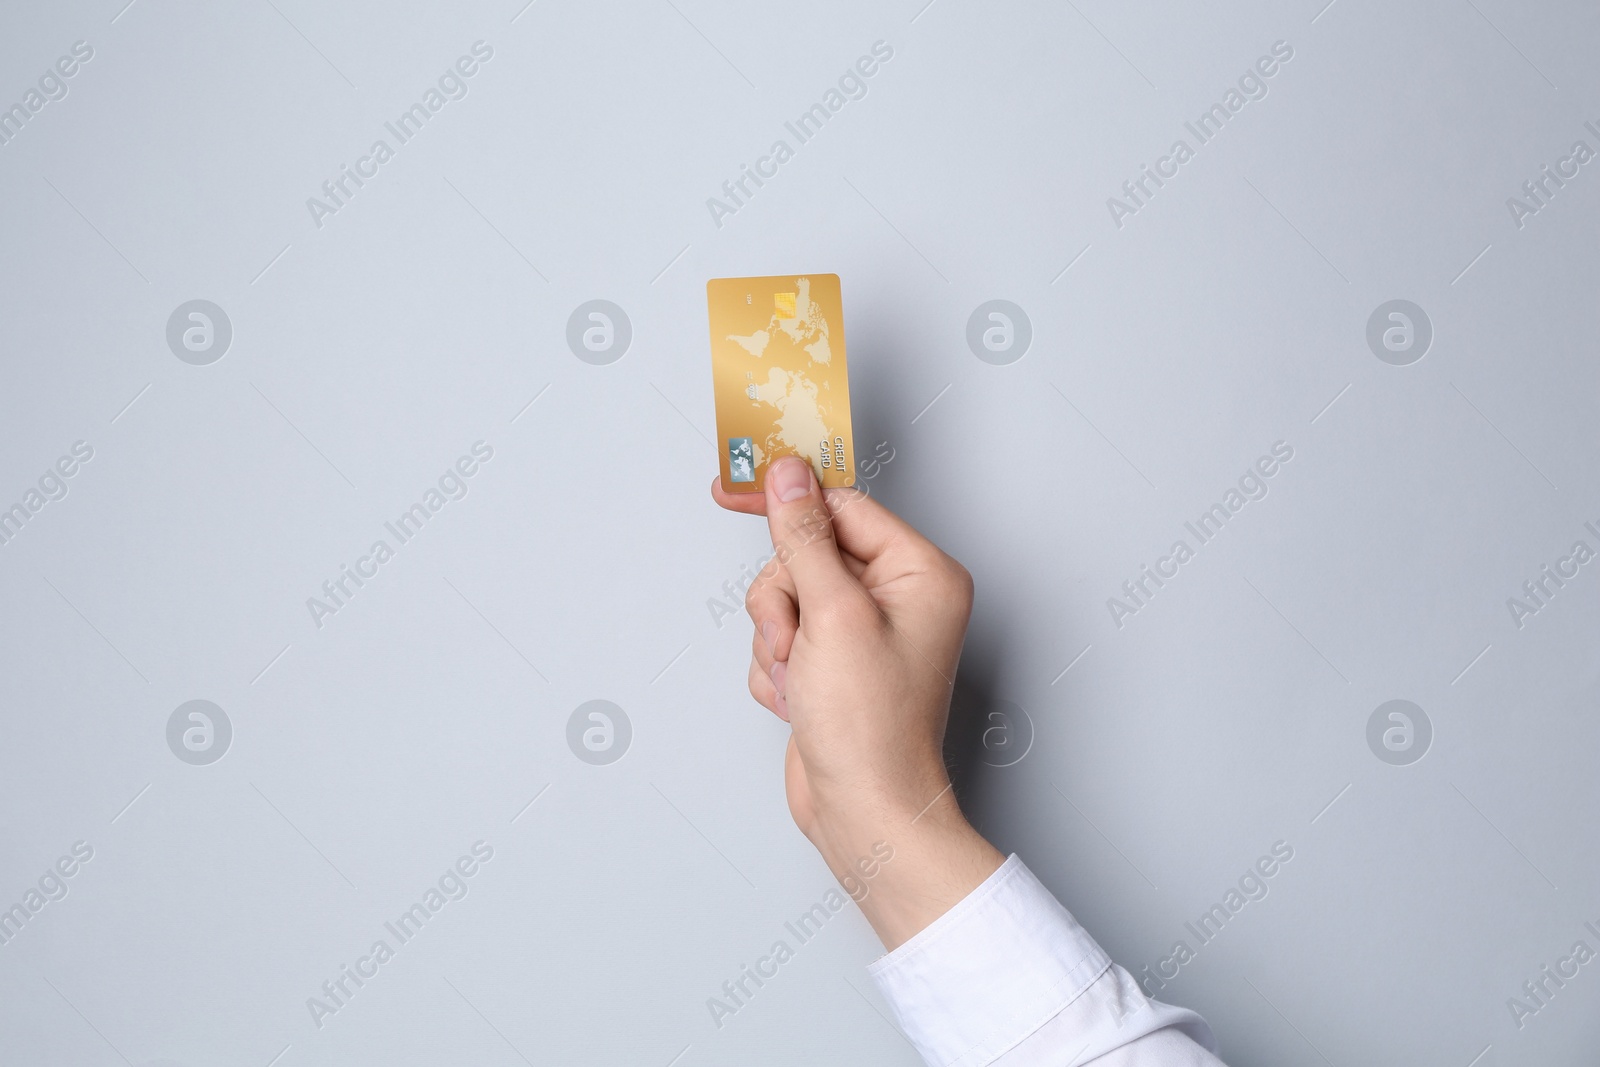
[867,855,1227,1067]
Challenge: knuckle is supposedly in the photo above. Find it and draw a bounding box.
[929,553,974,604]
[902,536,943,568]
[808,592,877,633]
[750,627,774,667]
[800,599,844,631]
[785,505,834,548]
[744,566,779,615]
[946,558,975,600]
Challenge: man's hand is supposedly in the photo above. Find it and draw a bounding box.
[713,457,1003,950]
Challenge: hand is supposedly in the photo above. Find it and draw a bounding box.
[713,457,1004,950]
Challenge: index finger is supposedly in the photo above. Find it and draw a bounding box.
[710,475,767,516]
[822,484,933,566]
[712,474,931,568]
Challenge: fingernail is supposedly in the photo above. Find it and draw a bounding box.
[769,458,811,503]
[761,621,776,652]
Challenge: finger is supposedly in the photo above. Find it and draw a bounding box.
[747,656,776,713]
[747,656,787,721]
[764,457,857,603]
[821,485,940,568]
[770,659,788,720]
[751,626,774,675]
[711,476,869,579]
[711,476,767,516]
[746,560,799,662]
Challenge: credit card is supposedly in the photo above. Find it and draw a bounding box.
[706,273,856,493]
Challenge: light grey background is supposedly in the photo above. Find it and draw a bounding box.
[2,1,1598,1065]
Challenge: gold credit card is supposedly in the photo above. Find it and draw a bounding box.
[706,273,856,493]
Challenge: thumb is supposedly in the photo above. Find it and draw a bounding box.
[764,456,855,602]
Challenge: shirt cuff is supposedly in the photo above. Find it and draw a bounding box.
[866,854,1115,1067]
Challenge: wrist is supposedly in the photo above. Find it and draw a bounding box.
[808,779,1005,951]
